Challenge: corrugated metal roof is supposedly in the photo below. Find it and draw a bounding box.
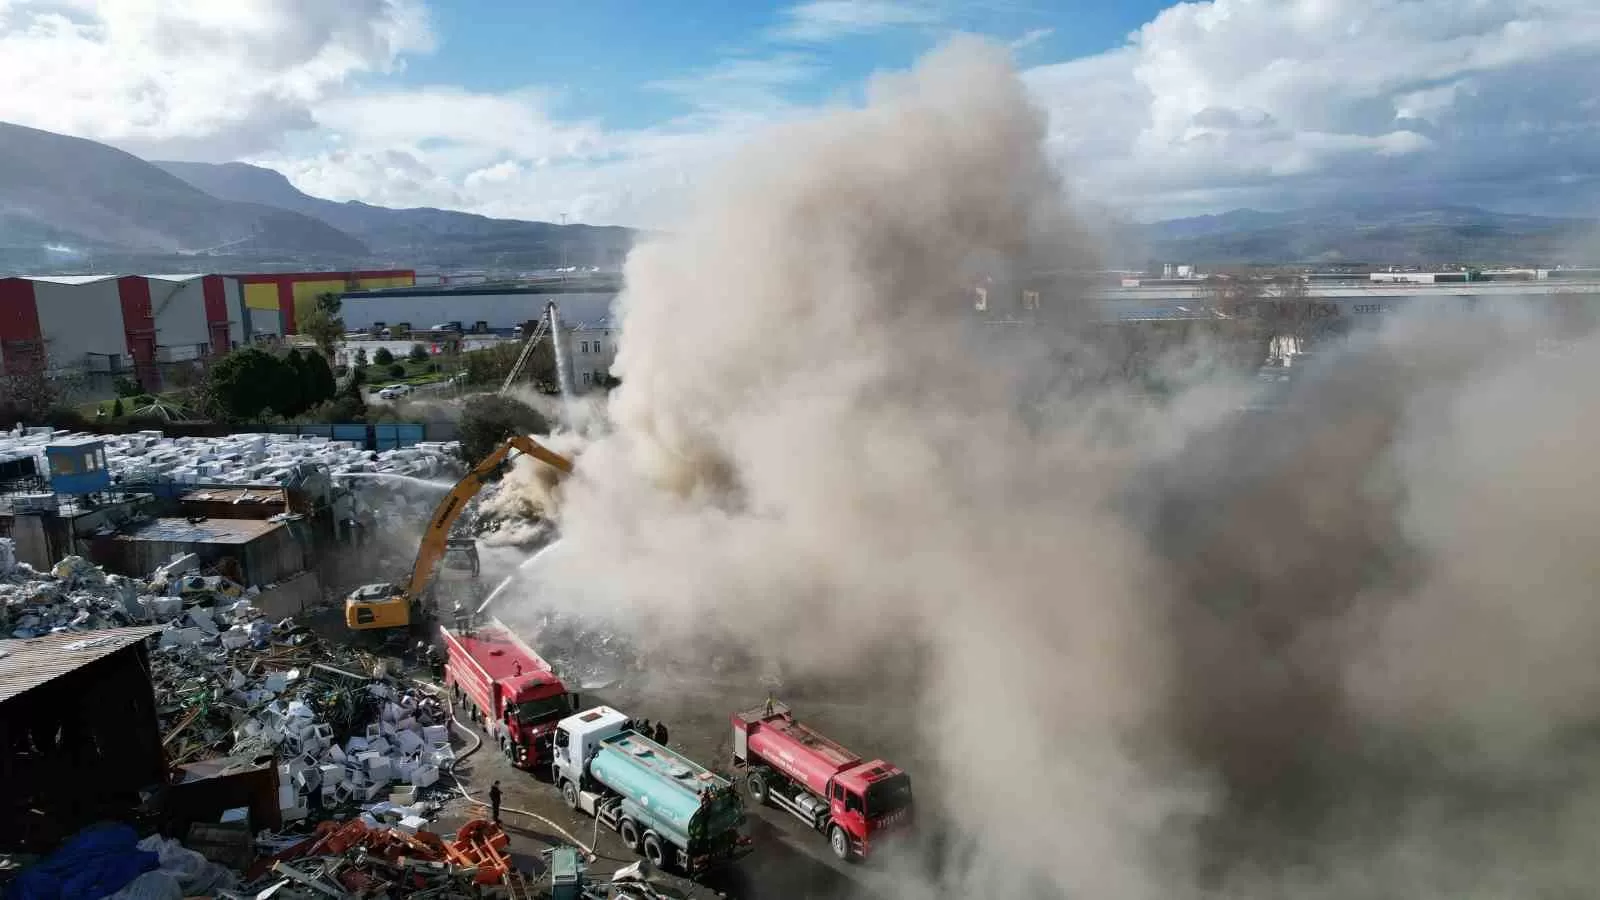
[146,274,207,282]
[22,274,120,285]
[180,487,287,506]
[115,517,283,546]
[0,625,162,704]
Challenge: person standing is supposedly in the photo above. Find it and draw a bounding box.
[488,781,502,823]
[653,721,669,746]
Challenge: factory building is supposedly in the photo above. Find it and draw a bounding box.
[235,270,415,337]
[0,274,245,394]
[338,277,618,335]
[0,270,416,401]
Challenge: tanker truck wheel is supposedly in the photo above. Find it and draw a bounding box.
[618,819,641,852]
[747,771,770,806]
[561,780,579,810]
[829,825,852,862]
[642,833,667,869]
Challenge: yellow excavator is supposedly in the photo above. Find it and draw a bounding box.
[345,434,575,633]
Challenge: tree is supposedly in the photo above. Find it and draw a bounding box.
[205,347,306,421]
[408,343,430,364]
[282,348,312,417]
[297,292,346,362]
[111,397,125,418]
[353,347,369,369]
[457,395,550,465]
[387,363,406,380]
[373,347,394,365]
[298,349,337,408]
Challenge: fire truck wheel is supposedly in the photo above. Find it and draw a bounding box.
[561,780,579,810]
[829,825,852,862]
[747,771,769,805]
[618,819,641,851]
[642,833,667,869]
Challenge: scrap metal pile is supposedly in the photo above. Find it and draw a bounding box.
[0,547,172,638]
[0,543,554,899]
[0,426,461,488]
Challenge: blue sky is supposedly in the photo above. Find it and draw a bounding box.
[2,0,1597,226]
[401,0,1170,131]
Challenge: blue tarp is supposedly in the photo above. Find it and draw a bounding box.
[6,823,159,900]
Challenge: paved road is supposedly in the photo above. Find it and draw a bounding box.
[443,665,922,900]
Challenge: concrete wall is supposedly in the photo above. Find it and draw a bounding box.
[566,325,617,388]
[6,515,53,570]
[30,279,124,372]
[148,276,213,359]
[252,570,323,619]
[342,291,616,332]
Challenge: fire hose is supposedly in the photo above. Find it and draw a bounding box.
[412,677,598,860]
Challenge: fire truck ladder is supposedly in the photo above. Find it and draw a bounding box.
[499,307,552,395]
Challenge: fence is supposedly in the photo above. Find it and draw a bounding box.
[61,421,457,450]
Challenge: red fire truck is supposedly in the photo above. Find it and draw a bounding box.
[442,618,578,769]
[731,700,914,861]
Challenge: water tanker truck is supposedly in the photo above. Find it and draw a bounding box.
[732,700,914,861]
[553,706,750,873]
[442,618,578,769]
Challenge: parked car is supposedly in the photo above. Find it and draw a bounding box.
[377,384,413,400]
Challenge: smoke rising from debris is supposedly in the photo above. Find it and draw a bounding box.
[496,36,1600,899]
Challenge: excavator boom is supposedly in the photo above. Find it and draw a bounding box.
[404,435,572,599]
[345,434,573,631]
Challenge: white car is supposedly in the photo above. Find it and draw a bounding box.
[377,384,413,400]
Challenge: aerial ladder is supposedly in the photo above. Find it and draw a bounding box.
[500,301,556,394]
[345,434,575,632]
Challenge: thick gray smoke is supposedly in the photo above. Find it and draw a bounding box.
[495,36,1600,899]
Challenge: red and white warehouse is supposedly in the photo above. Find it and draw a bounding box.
[0,269,414,399]
[0,275,250,395]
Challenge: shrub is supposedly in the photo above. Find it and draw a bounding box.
[457,395,549,464]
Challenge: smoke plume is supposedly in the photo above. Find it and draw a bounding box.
[496,36,1600,899]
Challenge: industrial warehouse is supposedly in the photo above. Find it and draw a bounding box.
[0,271,416,398]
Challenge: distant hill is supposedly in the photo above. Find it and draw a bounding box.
[1134,203,1599,266]
[0,122,368,268]
[155,160,636,270]
[3,120,1590,274]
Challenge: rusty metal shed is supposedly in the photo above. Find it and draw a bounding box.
[0,626,166,851]
[108,516,307,587]
[178,486,290,521]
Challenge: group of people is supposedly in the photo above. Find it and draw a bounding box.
[635,717,670,746]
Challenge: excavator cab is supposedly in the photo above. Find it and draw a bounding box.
[443,537,481,576]
[345,582,416,631]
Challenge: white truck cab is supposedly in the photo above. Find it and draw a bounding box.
[552,706,632,789]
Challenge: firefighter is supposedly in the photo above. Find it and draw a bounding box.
[488,781,502,823]
[653,721,669,746]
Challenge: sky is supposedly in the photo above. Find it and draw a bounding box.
[0,0,1597,227]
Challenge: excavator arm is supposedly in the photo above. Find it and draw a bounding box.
[403,434,574,602]
[345,434,573,632]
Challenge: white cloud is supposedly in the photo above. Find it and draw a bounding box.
[1010,27,1052,50]
[768,0,944,43]
[647,54,823,118]
[0,0,431,159]
[5,0,1600,228]
[1026,0,1600,218]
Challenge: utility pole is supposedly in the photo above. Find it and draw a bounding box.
[559,213,569,281]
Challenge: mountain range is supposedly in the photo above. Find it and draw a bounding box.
[0,120,1593,273]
